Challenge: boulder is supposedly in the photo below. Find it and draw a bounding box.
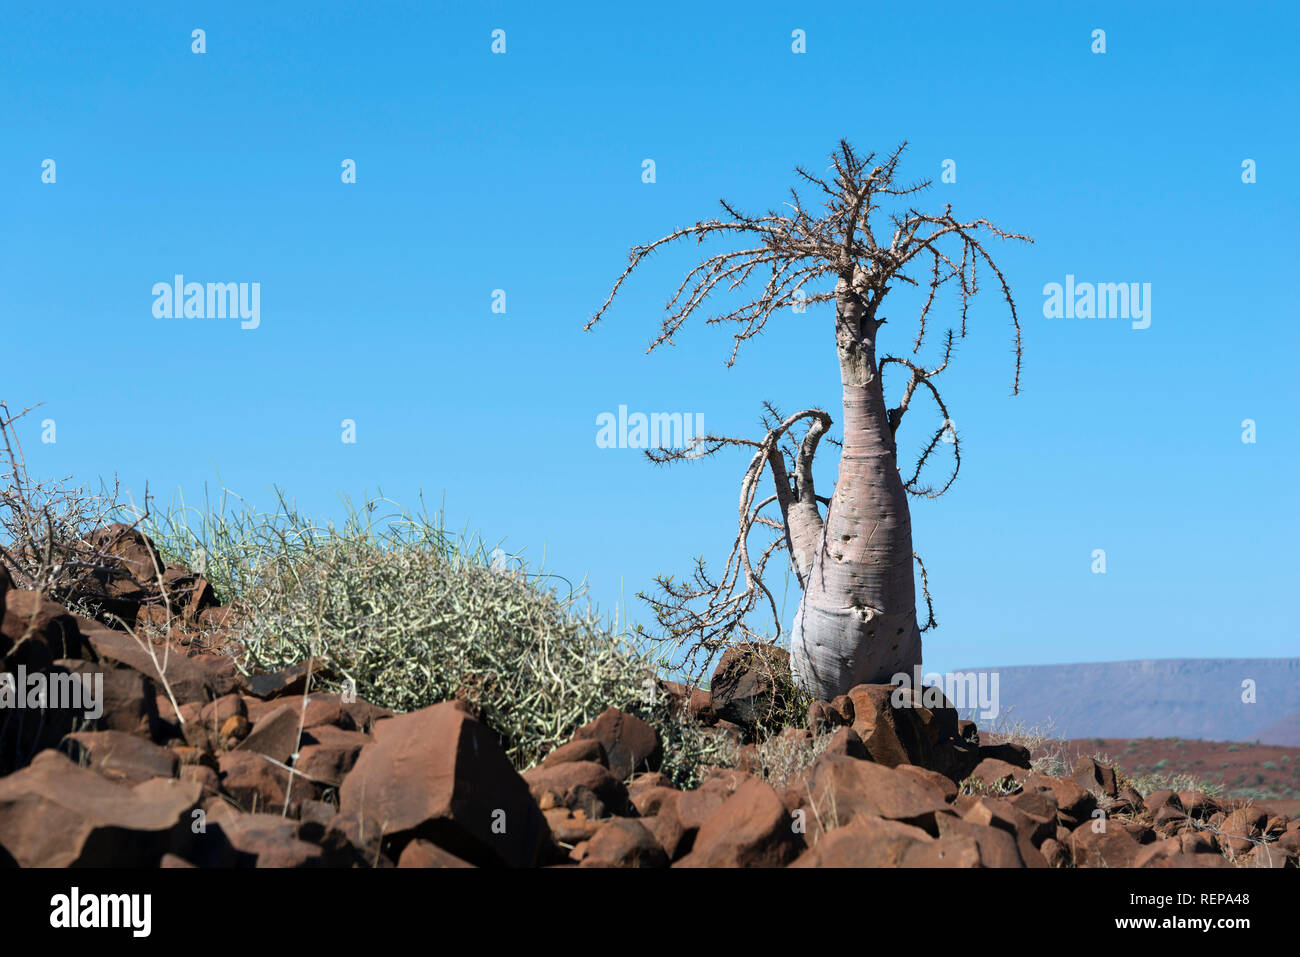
[1,589,87,670]
[579,819,669,868]
[802,754,953,835]
[234,702,303,765]
[78,619,239,705]
[1024,772,1097,829]
[571,707,660,779]
[338,701,550,867]
[0,750,200,866]
[540,738,607,769]
[659,680,714,724]
[845,683,962,775]
[523,761,628,819]
[965,757,1030,793]
[59,730,178,785]
[630,785,681,818]
[823,726,870,761]
[214,813,332,868]
[978,742,1032,769]
[1069,819,1142,868]
[58,524,164,624]
[1217,806,1268,857]
[1071,756,1119,799]
[398,839,476,868]
[935,816,1030,867]
[217,750,311,814]
[792,816,938,867]
[959,796,1049,865]
[709,643,793,730]
[293,726,370,787]
[675,778,801,867]
[241,659,323,699]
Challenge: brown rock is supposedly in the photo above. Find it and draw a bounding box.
[1039,837,1069,867]
[978,742,1032,769]
[0,750,200,866]
[641,812,686,860]
[808,699,851,734]
[1,590,87,670]
[1007,788,1060,843]
[54,659,160,738]
[1071,756,1119,799]
[628,770,673,792]
[709,643,792,730]
[659,680,714,724]
[200,693,247,730]
[179,764,221,796]
[1244,843,1293,868]
[543,808,604,845]
[215,813,331,867]
[935,816,1029,867]
[675,778,801,867]
[824,726,871,761]
[234,702,303,764]
[580,819,669,868]
[219,714,251,744]
[959,796,1048,865]
[540,737,607,769]
[295,693,359,732]
[1178,790,1224,819]
[1070,819,1141,867]
[803,754,951,835]
[791,816,938,867]
[241,659,323,699]
[846,683,957,772]
[218,750,312,813]
[60,730,178,785]
[1144,789,1183,815]
[1024,772,1097,828]
[572,707,661,780]
[1153,804,1188,836]
[896,764,959,803]
[78,619,240,705]
[523,761,628,819]
[966,757,1029,793]
[398,839,475,868]
[337,701,550,867]
[294,726,369,787]
[1217,806,1268,857]
[630,785,680,818]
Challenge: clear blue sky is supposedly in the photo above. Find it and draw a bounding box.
[4,2,1296,673]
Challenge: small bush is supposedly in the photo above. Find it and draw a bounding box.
[146,488,739,785]
[147,491,661,767]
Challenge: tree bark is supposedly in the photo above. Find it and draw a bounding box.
[790,274,922,698]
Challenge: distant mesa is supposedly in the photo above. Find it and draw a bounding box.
[951,658,1300,742]
[1257,710,1300,748]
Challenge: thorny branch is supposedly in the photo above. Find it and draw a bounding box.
[593,141,1030,670]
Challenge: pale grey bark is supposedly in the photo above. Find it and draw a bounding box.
[589,141,1030,694]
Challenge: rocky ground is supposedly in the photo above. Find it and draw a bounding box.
[1054,737,1300,810]
[1,525,1296,868]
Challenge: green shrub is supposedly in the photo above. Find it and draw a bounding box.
[146,487,730,783]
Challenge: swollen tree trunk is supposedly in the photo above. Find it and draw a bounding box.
[790,275,922,699]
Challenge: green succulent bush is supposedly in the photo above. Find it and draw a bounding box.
[145,487,732,782]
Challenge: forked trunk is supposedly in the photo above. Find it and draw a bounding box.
[790,276,922,699]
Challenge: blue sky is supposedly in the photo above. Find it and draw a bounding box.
[3,1,1296,674]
